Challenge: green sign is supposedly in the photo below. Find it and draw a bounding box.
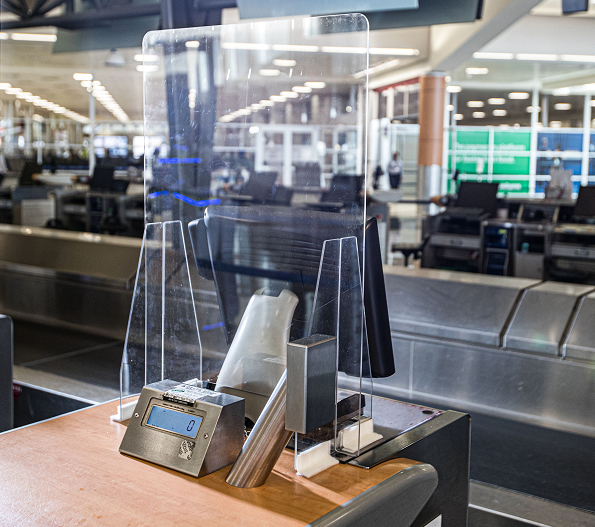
[448,130,531,176]
[493,131,531,175]
[491,177,530,195]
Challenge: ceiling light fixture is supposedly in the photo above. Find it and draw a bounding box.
[473,52,514,60]
[0,33,8,40]
[271,44,319,52]
[516,53,558,61]
[185,41,200,48]
[472,111,486,118]
[561,54,595,62]
[272,59,296,67]
[270,95,287,102]
[493,109,507,116]
[353,58,400,79]
[304,81,326,89]
[259,100,275,106]
[0,83,11,90]
[15,92,32,99]
[136,65,158,72]
[292,86,312,93]
[369,47,419,56]
[11,33,56,42]
[280,91,298,98]
[454,113,464,120]
[467,101,484,107]
[554,103,571,110]
[259,69,281,77]
[466,67,489,75]
[134,54,159,62]
[509,92,530,99]
[446,85,462,93]
[222,42,270,51]
[73,73,93,81]
[5,88,22,94]
[488,98,506,105]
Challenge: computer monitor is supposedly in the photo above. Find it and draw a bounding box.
[455,181,499,215]
[189,207,395,379]
[18,162,43,186]
[573,185,595,219]
[241,172,278,203]
[321,175,364,206]
[89,166,115,191]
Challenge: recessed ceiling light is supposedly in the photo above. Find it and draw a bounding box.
[472,111,486,118]
[250,103,264,110]
[0,83,11,90]
[509,92,529,99]
[5,88,22,94]
[561,54,595,62]
[473,52,514,60]
[259,100,275,106]
[321,46,367,54]
[447,85,462,93]
[488,98,506,105]
[134,54,159,62]
[136,65,158,72]
[526,106,541,113]
[0,33,8,40]
[467,101,484,107]
[466,67,489,75]
[270,95,287,102]
[304,81,326,89]
[73,73,93,81]
[516,53,558,61]
[259,69,280,77]
[445,76,452,82]
[272,59,296,67]
[237,108,251,115]
[447,104,454,111]
[280,91,298,98]
[222,42,270,51]
[554,103,571,110]
[11,33,56,42]
[590,100,595,107]
[550,121,562,128]
[553,88,571,96]
[292,86,312,93]
[369,47,419,56]
[493,109,507,116]
[455,113,464,120]
[271,44,319,52]
[185,41,200,48]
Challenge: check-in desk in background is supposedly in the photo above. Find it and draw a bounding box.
[423,192,595,283]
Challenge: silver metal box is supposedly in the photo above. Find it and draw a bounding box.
[286,334,336,434]
[119,380,245,477]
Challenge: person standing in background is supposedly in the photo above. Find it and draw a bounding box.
[387,151,403,189]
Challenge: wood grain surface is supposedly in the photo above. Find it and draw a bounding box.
[0,398,416,527]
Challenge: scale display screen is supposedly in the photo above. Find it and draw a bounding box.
[146,406,202,438]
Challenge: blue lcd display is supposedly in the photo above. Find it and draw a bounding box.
[146,406,202,438]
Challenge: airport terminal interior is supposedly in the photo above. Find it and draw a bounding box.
[1,0,595,526]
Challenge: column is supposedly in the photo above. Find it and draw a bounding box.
[417,72,446,201]
[581,94,591,187]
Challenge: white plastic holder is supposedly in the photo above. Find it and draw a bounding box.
[110,400,138,422]
[339,417,383,454]
[295,440,339,478]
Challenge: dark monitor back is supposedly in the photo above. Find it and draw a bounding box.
[188,207,394,378]
[89,166,115,191]
[455,181,499,214]
[241,172,277,203]
[18,162,43,186]
[573,185,595,219]
[322,175,364,204]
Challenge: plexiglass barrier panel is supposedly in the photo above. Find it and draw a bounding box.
[309,236,372,455]
[120,221,202,405]
[139,16,369,447]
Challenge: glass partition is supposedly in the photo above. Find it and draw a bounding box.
[121,14,373,457]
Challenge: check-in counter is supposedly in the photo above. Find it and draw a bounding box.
[379,266,595,439]
[384,267,539,346]
[563,291,595,361]
[0,225,141,339]
[504,282,594,356]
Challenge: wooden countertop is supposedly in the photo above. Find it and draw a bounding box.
[0,399,416,527]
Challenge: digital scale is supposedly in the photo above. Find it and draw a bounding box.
[119,380,245,477]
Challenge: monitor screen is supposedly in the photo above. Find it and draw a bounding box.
[573,186,595,218]
[89,166,115,191]
[241,172,277,203]
[455,181,499,215]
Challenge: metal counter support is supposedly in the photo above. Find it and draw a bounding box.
[226,371,293,488]
[0,315,13,433]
